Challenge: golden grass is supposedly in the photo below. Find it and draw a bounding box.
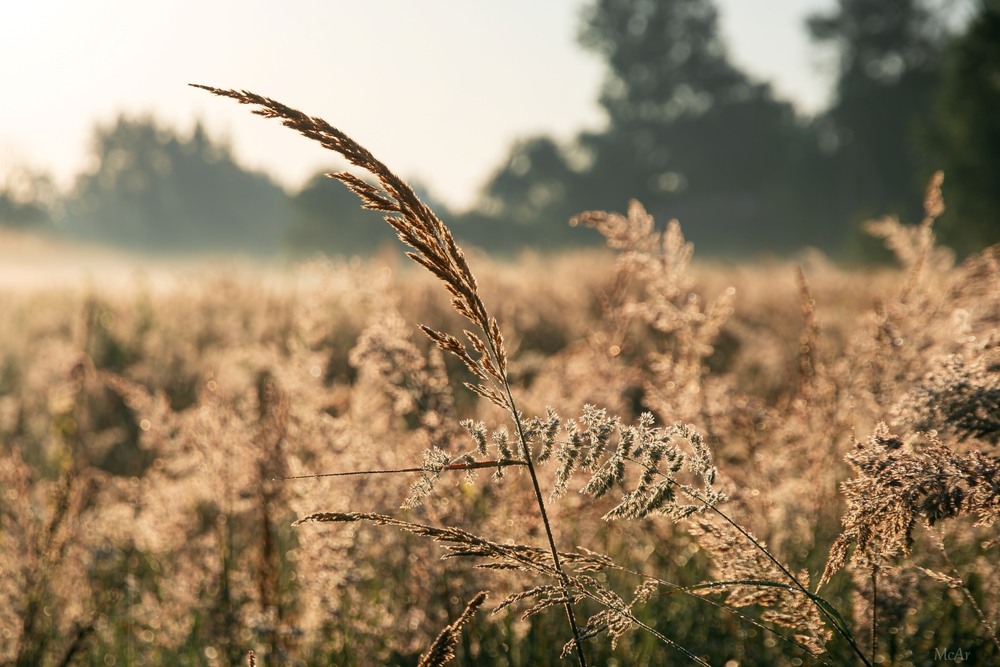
[0,92,996,665]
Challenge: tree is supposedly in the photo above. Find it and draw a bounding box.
[0,167,57,229]
[67,117,291,254]
[460,136,593,251]
[580,0,755,133]
[287,172,399,256]
[469,0,821,255]
[808,0,957,226]
[288,170,456,257]
[926,0,1000,253]
[583,0,822,252]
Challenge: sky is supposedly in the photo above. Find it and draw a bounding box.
[1,0,835,211]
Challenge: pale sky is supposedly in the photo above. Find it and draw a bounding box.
[1,0,835,211]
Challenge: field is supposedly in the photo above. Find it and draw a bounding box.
[1,207,997,666]
[2,93,998,667]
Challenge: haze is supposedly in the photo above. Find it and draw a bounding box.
[1,0,832,210]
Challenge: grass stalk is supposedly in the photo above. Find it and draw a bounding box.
[193,83,589,664]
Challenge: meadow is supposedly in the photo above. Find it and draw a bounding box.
[1,91,997,666]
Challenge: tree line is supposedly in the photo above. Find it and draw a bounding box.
[2,0,997,259]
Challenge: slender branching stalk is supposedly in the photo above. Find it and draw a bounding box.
[193,84,589,665]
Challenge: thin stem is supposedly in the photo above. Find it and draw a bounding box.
[870,565,878,665]
[502,381,589,667]
[474,312,589,665]
[663,474,873,666]
[629,616,708,667]
[276,459,527,481]
[709,502,871,665]
[932,528,1000,652]
[604,563,839,665]
[575,585,711,666]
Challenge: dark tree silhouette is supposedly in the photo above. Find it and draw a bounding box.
[465,0,821,255]
[0,168,56,229]
[808,0,957,226]
[288,172,455,257]
[67,116,291,254]
[581,0,811,251]
[288,172,401,256]
[926,0,1000,253]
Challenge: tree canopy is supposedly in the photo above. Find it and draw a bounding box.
[65,116,291,254]
[925,0,1000,253]
[463,0,826,255]
[4,0,996,260]
[807,0,955,226]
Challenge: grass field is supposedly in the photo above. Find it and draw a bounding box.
[1,92,998,666]
[1,210,996,666]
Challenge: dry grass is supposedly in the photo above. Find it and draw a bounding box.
[0,93,997,666]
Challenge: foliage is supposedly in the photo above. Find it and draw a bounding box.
[289,172,458,257]
[0,168,56,229]
[808,0,960,257]
[925,0,1000,254]
[64,116,292,254]
[11,88,995,665]
[464,0,824,255]
[4,0,999,258]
